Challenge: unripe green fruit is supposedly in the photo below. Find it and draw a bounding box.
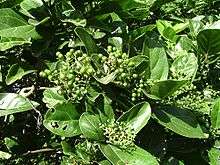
[60,73,65,79]
[139,83,144,88]
[44,69,51,75]
[133,74,138,78]
[39,71,46,77]
[121,73,126,78]
[68,80,73,86]
[87,68,93,74]
[54,80,59,84]
[48,75,53,80]
[57,53,63,59]
[132,93,136,97]
[66,52,72,57]
[68,74,74,80]
[107,45,112,52]
[128,62,134,67]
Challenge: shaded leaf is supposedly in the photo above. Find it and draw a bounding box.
[75,27,99,55]
[211,98,220,129]
[43,88,66,108]
[0,93,39,117]
[6,64,35,85]
[153,106,209,138]
[79,112,105,141]
[43,102,81,137]
[99,144,158,165]
[118,102,151,133]
[208,148,220,165]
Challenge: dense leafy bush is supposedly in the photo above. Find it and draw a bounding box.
[0,0,220,164]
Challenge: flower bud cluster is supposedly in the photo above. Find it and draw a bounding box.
[100,120,136,150]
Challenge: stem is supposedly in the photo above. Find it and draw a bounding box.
[22,148,55,156]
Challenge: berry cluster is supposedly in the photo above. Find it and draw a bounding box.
[40,49,94,102]
[166,87,219,115]
[100,120,136,150]
[131,79,148,101]
[95,46,136,87]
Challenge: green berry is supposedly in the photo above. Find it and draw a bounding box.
[48,75,53,80]
[133,74,138,78]
[44,69,50,75]
[60,73,65,79]
[68,74,74,80]
[39,71,46,77]
[107,45,112,52]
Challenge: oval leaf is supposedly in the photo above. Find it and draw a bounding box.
[42,88,66,108]
[99,144,158,165]
[6,64,35,85]
[118,102,151,133]
[153,106,209,138]
[211,98,220,129]
[79,113,105,141]
[0,93,39,117]
[43,102,81,137]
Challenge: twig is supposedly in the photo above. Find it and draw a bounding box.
[22,148,55,156]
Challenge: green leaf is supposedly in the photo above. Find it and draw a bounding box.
[99,160,112,165]
[156,20,177,42]
[0,8,41,40]
[0,93,39,117]
[4,137,19,152]
[208,148,220,165]
[43,88,66,108]
[0,37,31,51]
[118,102,151,134]
[20,0,43,18]
[6,64,35,85]
[75,27,99,55]
[143,35,169,80]
[170,52,198,80]
[99,144,158,165]
[113,0,156,19]
[129,25,155,41]
[61,141,75,156]
[79,113,105,141]
[153,106,209,138]
[0,151,11,160]
[43,102,81,137]
[211,98,220,129]
[94,72,117,85]
[197,20,220,55]
[144,80,188,100]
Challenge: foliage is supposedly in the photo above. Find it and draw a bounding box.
[0,0,220,164]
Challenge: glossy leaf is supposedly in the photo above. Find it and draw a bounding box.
[75,27,99,55]
[43,88,66,108]
[6,64,35,85]
[43,102,81,137]
[118,102,151,133]
[208,148,220,165]
[0,93,39,117]
[99,160,112,165]
[94,72,117,85]
[99,144,158,165]
[144,80,188,100]
[0,37,31,51]
[211,98,220,129]
[79,113,105,141]
[156,20,177,42]
[197,20,220,55]
[170,52,198,80]
[20,0,43,18]
[0,151,11,160]
[153,106,209,138]
[143,35,169,80]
